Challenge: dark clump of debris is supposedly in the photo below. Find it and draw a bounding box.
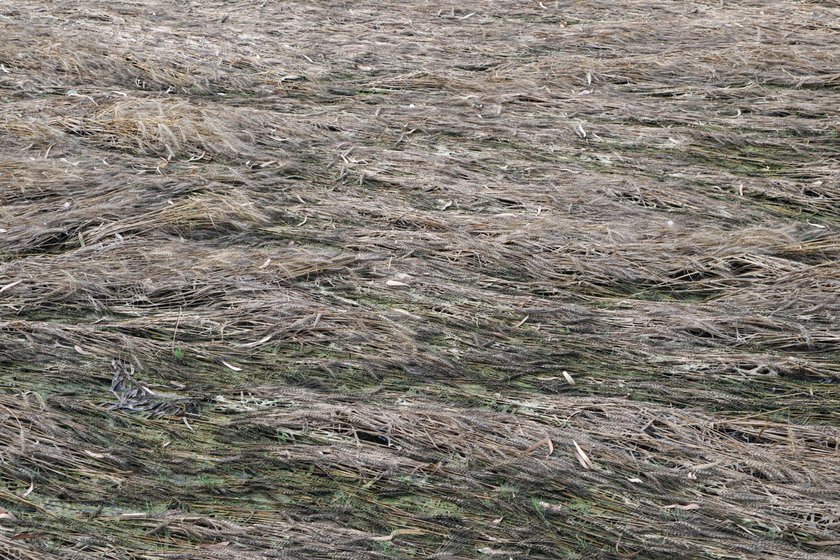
[109,359,201,417]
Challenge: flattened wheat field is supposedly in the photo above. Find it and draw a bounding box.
[1,1,839,558]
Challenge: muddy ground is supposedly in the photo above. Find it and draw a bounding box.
[1,1,839,558]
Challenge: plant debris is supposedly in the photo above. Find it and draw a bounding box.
[1,1,839,558]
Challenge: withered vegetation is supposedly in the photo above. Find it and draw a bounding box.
[1,1,839,558]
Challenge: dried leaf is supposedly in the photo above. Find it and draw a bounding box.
[236,333,274,348]
[537,501,563,514]
[525,437,554,457]
[197,541,231,548]
[221,360,242,372]
[0,279,22,294]
[12,532,45,540]
[572,440,593,470]
[119,512,149,519]
[477,547,520,555]
[369,528,424,542]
